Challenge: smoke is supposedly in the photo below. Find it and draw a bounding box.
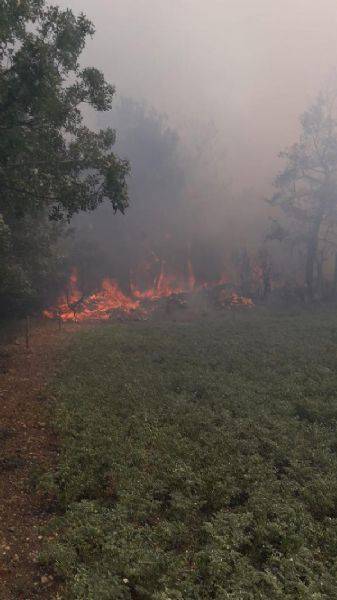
[55,0,337,282]
[74,98,187,288]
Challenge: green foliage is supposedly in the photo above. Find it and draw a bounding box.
[0,212,33,311]
[0,210,69,315]
[0,1,129,221]
[0,0,129,314]
[41,310,337,598]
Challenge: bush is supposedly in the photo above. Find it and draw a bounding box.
[41,310,337,598]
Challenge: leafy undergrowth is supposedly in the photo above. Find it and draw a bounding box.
[41,309,337,599]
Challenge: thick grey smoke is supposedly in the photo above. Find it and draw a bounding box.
[57,0,337,268]
[57,1,337,185]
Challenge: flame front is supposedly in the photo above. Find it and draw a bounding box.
[44,269,140,322]
[44,259,255,322]
[131,260,197,301]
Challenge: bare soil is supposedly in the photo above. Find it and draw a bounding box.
[0,319,80,600]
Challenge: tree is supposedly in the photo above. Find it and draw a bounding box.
[271,90,337,298]
[0,0,129,315]
[0,213,66,315]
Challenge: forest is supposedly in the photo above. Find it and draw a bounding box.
[1,1,337,598]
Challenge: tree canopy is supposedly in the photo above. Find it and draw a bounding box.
[0,0,129,315]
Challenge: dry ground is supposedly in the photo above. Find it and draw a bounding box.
[0,319,81,600]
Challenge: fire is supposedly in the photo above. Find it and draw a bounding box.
[131,260,197,300]
[217,290,254,309]
[44,269,140,322]
[44,259,254,322]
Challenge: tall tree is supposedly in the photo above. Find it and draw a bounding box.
[0,0,129,314]
[271,90,337,298]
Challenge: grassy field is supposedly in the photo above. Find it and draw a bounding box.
[41,308,337,599]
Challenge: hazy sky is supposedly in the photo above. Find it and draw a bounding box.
[58,1,337,198]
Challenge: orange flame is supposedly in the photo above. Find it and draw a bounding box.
[44,269,139,322]
[131,259,197,300]
[44,260,254,322]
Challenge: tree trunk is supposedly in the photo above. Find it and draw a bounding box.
[316,255,324,299]
[262,265,272,299]
[305,214,323,299]
[333,252,337,296]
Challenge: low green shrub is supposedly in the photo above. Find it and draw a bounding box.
[41,310,337,598]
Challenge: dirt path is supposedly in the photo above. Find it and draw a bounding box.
[0,319,80,600]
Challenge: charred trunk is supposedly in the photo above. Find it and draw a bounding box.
[316,255,324,299]
[262,265,272,299]
[305,213,323,300]
[333,252,337,296]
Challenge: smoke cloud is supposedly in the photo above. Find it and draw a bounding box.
[56,0,337,270]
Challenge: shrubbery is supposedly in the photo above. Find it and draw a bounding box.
[42,310,337,598]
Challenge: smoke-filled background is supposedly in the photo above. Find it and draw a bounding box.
[56,0,337,289]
